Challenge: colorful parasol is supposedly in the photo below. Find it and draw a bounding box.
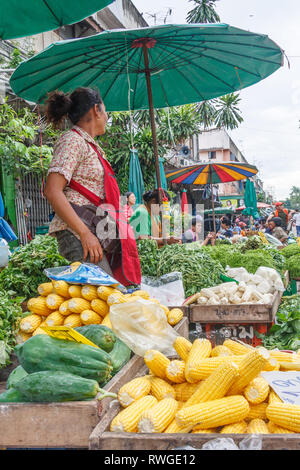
[166,161,258,232]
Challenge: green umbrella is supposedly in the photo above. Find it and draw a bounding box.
[155,157,168,191]
[0,0,115,40]
[243,178,260,219]
[128,149,145,206]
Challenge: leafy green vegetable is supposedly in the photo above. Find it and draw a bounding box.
[136,239,160,278]
[285,254,300,279]
[0,235,69,298]
[0,291,23,368]
[240,236,265,253]
[280,243,300,259]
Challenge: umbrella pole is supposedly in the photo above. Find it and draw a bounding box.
[142,44,167,244]
[209,168,216,233]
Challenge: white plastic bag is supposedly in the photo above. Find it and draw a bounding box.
[109,298,179,357]
[141,272,185,306]
[255,267,285,292]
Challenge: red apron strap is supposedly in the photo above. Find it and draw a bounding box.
[69,179,101,207]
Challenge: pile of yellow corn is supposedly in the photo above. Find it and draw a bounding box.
[110,337,300,434]
[16,264,184,342]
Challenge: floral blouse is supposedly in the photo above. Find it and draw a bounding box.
[48,125,106,239]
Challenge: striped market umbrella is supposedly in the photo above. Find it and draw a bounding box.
[166,161,258,232]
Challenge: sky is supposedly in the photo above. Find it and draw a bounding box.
[133,0,300,201]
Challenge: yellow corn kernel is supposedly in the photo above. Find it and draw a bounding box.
[138,398,178,433]
[167,308,184,326]
[68,285,82,298]
[184,361,240,407]
[268,421,295,434]
[223,339,254,355]
[226,348,270,396]
[164,419,193,433]
[46,293,65,310]
[268,390,282,404]
[101,314,112,329]
[279,362,300,371]
[19,314,42,333]
[90,298,109,317]
[176,395,250,429]
[166,360,186,384]
[118,377,151,408]
[110,395,158,433]
[246,402,268,421]
[185,339,212,383]
[144,350,170,379]
[44,310,65,327]
[173,382,200,402]
[247,418,269,434]
[192,428,217,434]
[244,377,270,405]
[63,314,82,328]
[27,297,52,316]
[263,357,280,371]
[68,298,91,314]
[220,420,248,434]
[80,309,102,325]
[266,403,300,433]
[15,331,32,343]
[32,326,48,336]
[173,336,193,362]
[131,290,150,300]
[97,286,117,301]
[184,356,231,383]
[81,285,99,301]
[59,300,72,316]
[37,282,54,297]
[269,350,298,363]
[149,377,176,401]
[211,345,233,357]
[107,292,126,306]
[52,280,70,298]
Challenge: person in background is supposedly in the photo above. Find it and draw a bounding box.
[292,209,300,237]
[232,220,242,235]
[124,192,136,223]
[130,189,181,247]
[239,222,247,237]
[183,216,216,246]
[274,202,289,231]
[268,217,288,244]
[219,216,233,238]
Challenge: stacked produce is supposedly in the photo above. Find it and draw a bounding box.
[280,243,300,279]
[110,337,300,434]
[0,291,23,368]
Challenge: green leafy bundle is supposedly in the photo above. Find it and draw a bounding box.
[136,239,160,278]
[280,243,300,259]
[0,236,69,298]
[0,291,23,368]
[240,236,264,253]
[285,254,300,279]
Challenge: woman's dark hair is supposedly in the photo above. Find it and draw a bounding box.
[45,87,103,128]
[271,217,282,227]
[143,189,170,204]
[125,192,134,200]
[221,216,231,227]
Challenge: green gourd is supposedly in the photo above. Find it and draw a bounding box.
[15,335,113,384]
[109,338,131,375]
[75,325,116,352]
[6,365,28,389]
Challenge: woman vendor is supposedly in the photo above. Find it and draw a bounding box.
[44,87,141,287]
[130,189,181,247]
[267,217,288,245]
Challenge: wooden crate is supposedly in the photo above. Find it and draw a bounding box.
[190,322,271,347]
[0,317,188,449]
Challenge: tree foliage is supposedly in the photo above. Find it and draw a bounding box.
[187,0,220,24]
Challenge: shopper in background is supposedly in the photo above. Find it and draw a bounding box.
[124,192,136,223]
[274,202,289,231]
[292,209,300,237]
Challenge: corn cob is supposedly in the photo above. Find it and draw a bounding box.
[246,402,268,421]
[226,348,270,396]
[27,297,52,316]
[52,280,70,298]
[211,345,233,357]
[223,339,254,355]
[149,377,176,400]
[68,285,82,298]
[131,290,150,300]
[97,286,117,301]
[144,350,170,379]
[247,418,269,434]
[177,401,185,410]
[192,428,217,434]
[164,419,193,434]
[268,390,282,404]
[167,308,184,326]
[118,377,151,407]
[80,310,102,325]
[220,420,248,434]
[173,382,200,402]
[244,377,270,405]
[176,395,250,429]
[266,403,300,433]
[279,362,300,371]
[101,314,112,329]
[173,336,193,361]
[32,326,48,336]
[15,331,32,343]
[138,398,178,433]
[46,294,65,310]
[37,282,54,297]
[59,300,72,316]
[184,356,232,382]
[184,361,240,406]
[63,314,82,328]
[19,314,42,333]
[81,285,99,301]
[185,339,212,383]
[110,395,158,433]
[44,310,65,327]
[166,360,186,384]
[90,298,109,317]
[269,350,298,363]
[263,357,280,371]
[68,298,91,314]
[107,292,126,306]
[268,421,295,434]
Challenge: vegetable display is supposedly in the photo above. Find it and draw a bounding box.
[285,255,300,279]
[136,239,160,278]
[0,291,23,368]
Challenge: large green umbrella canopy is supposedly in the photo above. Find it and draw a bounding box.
[128,149,145,206]
[0,0,115,40]
[242,178,260,219]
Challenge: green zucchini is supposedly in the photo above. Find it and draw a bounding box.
[15,335,113,383]
[109,338,132,375]
[75,325,116,352]
[6,365,28,389]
